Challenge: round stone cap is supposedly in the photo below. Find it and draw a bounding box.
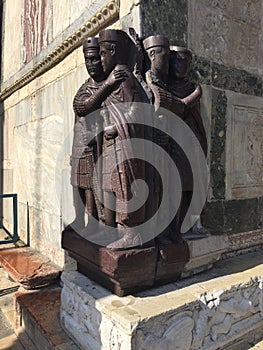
[143,35,170,50]
[83,37,99,50]
[98,29,130,44]
[170,45,192,59]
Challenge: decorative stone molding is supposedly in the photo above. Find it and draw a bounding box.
[0,0,120,102]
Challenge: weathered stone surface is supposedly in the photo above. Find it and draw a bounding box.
[203,198,263,235]
[2,0,22,82]
[223,198,262,234]
[13,115,63,214]
[225,91,263,199]
[140,0,188,46]
[210,88,227,200]
[0,247,60,289]
[155,241,190,284]
[62,230,189,296]
[135,312,194,350]
[224,230,263,258]
[188,0,263,76]
[52,0,100,39]
[61,250,263,350]
[212,63,263,97]
[120,0,140,18]
[183,235,228,276]
[189,56,211,86]
[3,107,15,161]
[2,169,14,227]
[189,56,263,97]
[0,334,25,350]
[15,288,79,350]
[120,4,144,36]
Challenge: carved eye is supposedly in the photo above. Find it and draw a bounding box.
[150,49,155,57]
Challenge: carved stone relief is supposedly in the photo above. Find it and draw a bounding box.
[231,107,263,190]
[188,0,262,75]
[226,92,263,199]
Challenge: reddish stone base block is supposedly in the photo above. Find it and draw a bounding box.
[62,230,189,296]
[0,247,61,289]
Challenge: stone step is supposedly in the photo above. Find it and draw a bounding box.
[0,334,26,350]
[14,287,80,350]
[0,247,61,289]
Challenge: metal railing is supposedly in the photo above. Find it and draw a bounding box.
[0,193,19,244]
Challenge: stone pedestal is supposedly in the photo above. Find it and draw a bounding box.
[60,250,263,350]
[62,230,189,296]
[62,229,229,296]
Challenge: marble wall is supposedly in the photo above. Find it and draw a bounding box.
[2,45,86,265]
[1,0,116,266]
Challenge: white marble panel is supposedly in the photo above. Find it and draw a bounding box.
[225,92,263,199]
[14,115,63,216]
[2,0,22,81]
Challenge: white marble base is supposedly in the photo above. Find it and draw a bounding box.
[183,235,228,277]
[60,250,263,350]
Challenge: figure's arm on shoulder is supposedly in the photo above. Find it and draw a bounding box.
[73,82,92,117]
[73,82,114,117]
[155,86,185,116]
[182,84,202,108]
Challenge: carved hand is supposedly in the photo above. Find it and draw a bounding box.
[104,124,118,140]
[105,67,129,90]
[155,86,185,116]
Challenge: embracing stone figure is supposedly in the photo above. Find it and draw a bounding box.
[67,37,106,233]
[68,30,151,250]
[168,46,209,237]
[143,35,186,245]
[97,29,150,250]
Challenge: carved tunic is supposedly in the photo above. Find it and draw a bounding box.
[71,78,103,190]
[169,79,207,156]
[168,79,208,192]
[102,68,149,225]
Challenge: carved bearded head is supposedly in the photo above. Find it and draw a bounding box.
[143,35,170,78]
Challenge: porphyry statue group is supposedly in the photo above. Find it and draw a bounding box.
[66,28,209,251]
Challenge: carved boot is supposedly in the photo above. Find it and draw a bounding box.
[106,226,142,250]
[191,221,210,238]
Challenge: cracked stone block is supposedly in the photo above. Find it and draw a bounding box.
[0,247,61,289]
